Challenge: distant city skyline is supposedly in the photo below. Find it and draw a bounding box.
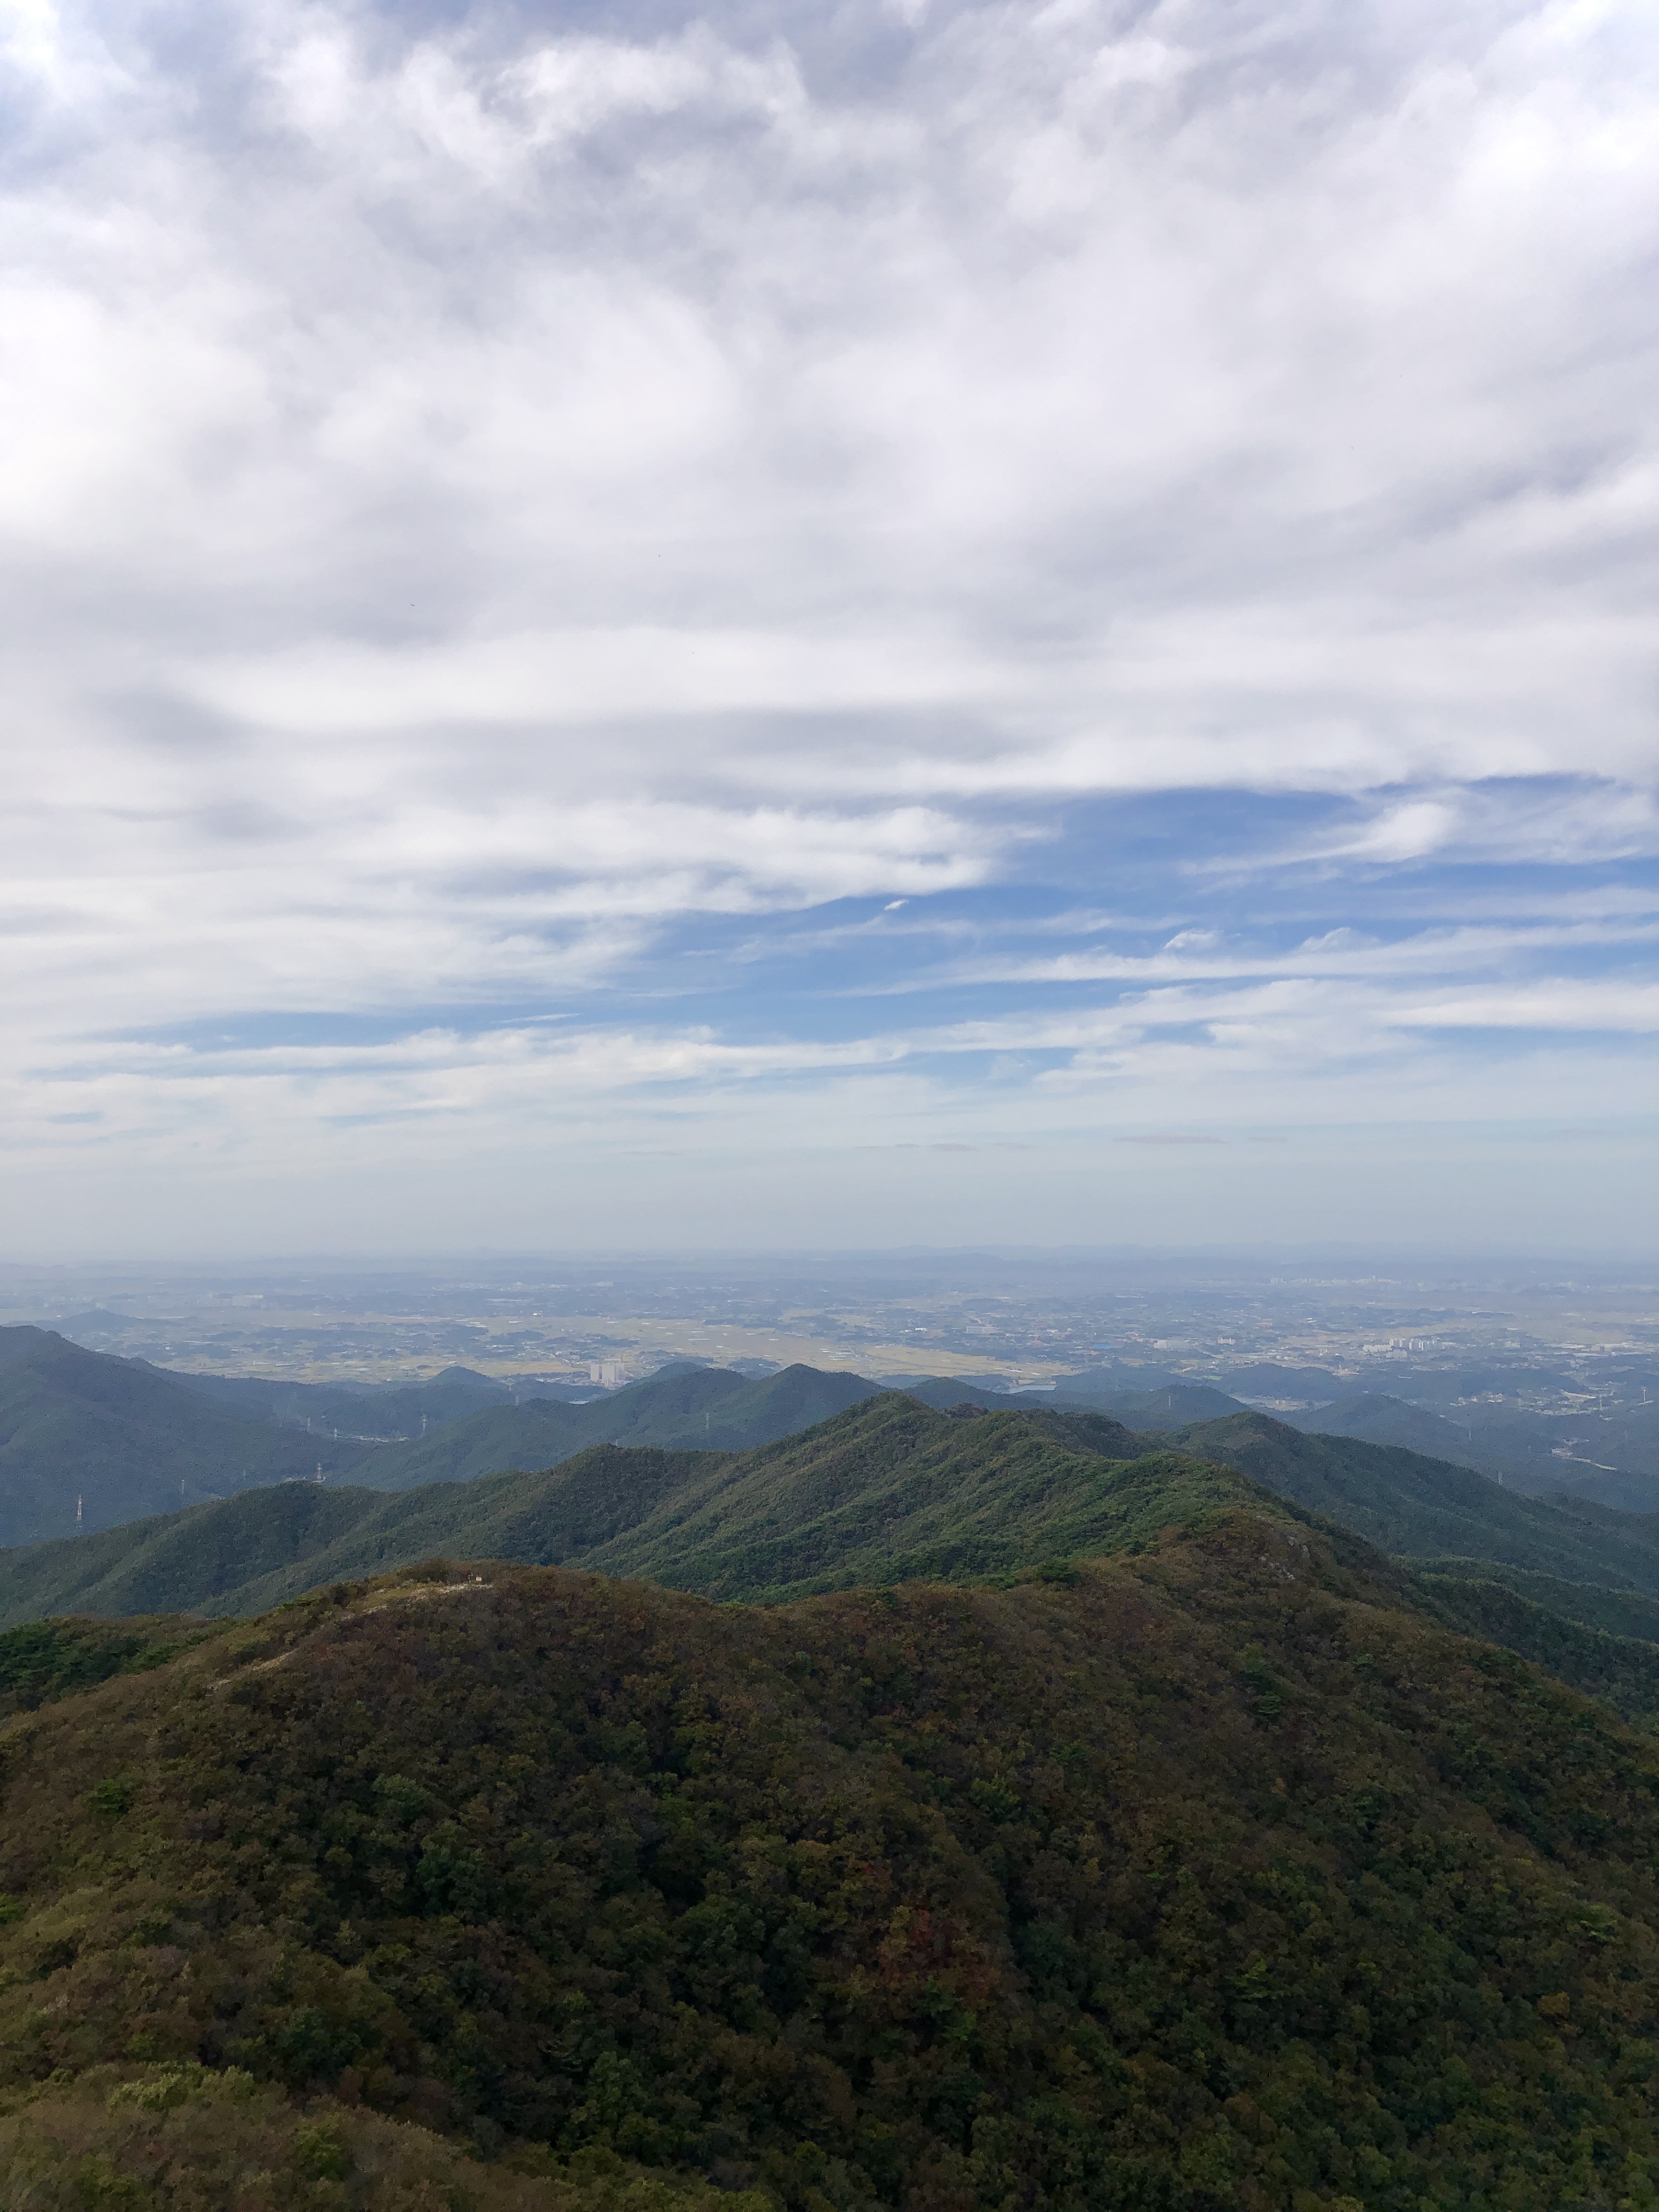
[1,0,1654,1255]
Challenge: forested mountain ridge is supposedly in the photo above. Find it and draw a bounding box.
[8,1391,1659,1637]
[13,1326,1641,1568]
[1283,1391,1659,1509]
[5,1511,1659,2209]
[566,1397,1235,1601]
[0,1398,1218,1627]
[164,1360,522,1436]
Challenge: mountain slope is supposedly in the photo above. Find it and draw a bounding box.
[0,1483,402,1627]
[1415,1569,1659,1727]
[576,1397,1238,1601]
[0,1327,367,1544]
[5,1517,1659,2207]
[1284,1391,1659,1512]
[1406,1560,1659,1643]
[1288,1390,1509,1466]
[0,1444,740,1628]
[1163,1409,1659,1595]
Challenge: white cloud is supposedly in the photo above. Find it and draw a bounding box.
[0,0,1654,1245]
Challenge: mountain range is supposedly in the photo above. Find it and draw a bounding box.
[11,1319,1659,1563]
[7,1477,1659,2207]
[0,1331,899,1545]
[14,1330,1659,2201]
[10,1384,1659,1728]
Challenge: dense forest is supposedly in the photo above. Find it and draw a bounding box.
[7,1500,1659,2208]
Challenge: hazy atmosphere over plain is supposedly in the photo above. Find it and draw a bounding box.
[2,0,1655,1253]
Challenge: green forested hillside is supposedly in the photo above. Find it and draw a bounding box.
[5,1517,1659,2209]
[0,1327,366,1544]
[0,1346,887,1558]
[0,1612,221,1718]
[1414,1571,1659,1727]
[570,1398,1246,1601]
[1162,1410,1659,1595]
[1408,1560,1659,1642]
[4,1444,726,1627]
[0,1482,413,1628]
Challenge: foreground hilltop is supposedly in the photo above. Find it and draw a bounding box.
[5,1501,1659,2209]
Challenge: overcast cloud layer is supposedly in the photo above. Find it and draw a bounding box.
[2,0,1655,1254]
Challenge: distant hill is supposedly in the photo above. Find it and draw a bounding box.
[53,1308,146,1335]
[161,1361,517,1437]
[1284,1391,1659,1511]
[1209,1360,1346,1400]
[0,1326,368,1544]
[1041,1360,1184,1392]
[347,1361,884,1488]
[1086,1381,1248,1423]
[1288,1390,1504,1463]
[0,1350,891,1556]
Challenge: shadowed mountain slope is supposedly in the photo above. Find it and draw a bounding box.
[7,1516,1659,2206]
[1404,1560,1659,1644]
[1280,1392,1659,1513]
[1161,1410,1659,1595]
[0,1327,366,1544]
[1414,1569,1659,1728]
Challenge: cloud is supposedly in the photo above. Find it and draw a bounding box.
[0,0,1654,1248]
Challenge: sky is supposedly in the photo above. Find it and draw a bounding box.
[1,0,1655,1256]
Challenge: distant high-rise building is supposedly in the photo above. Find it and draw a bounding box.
[600,1358,625,1389]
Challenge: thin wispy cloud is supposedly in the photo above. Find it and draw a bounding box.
[0,0,1654,1251]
